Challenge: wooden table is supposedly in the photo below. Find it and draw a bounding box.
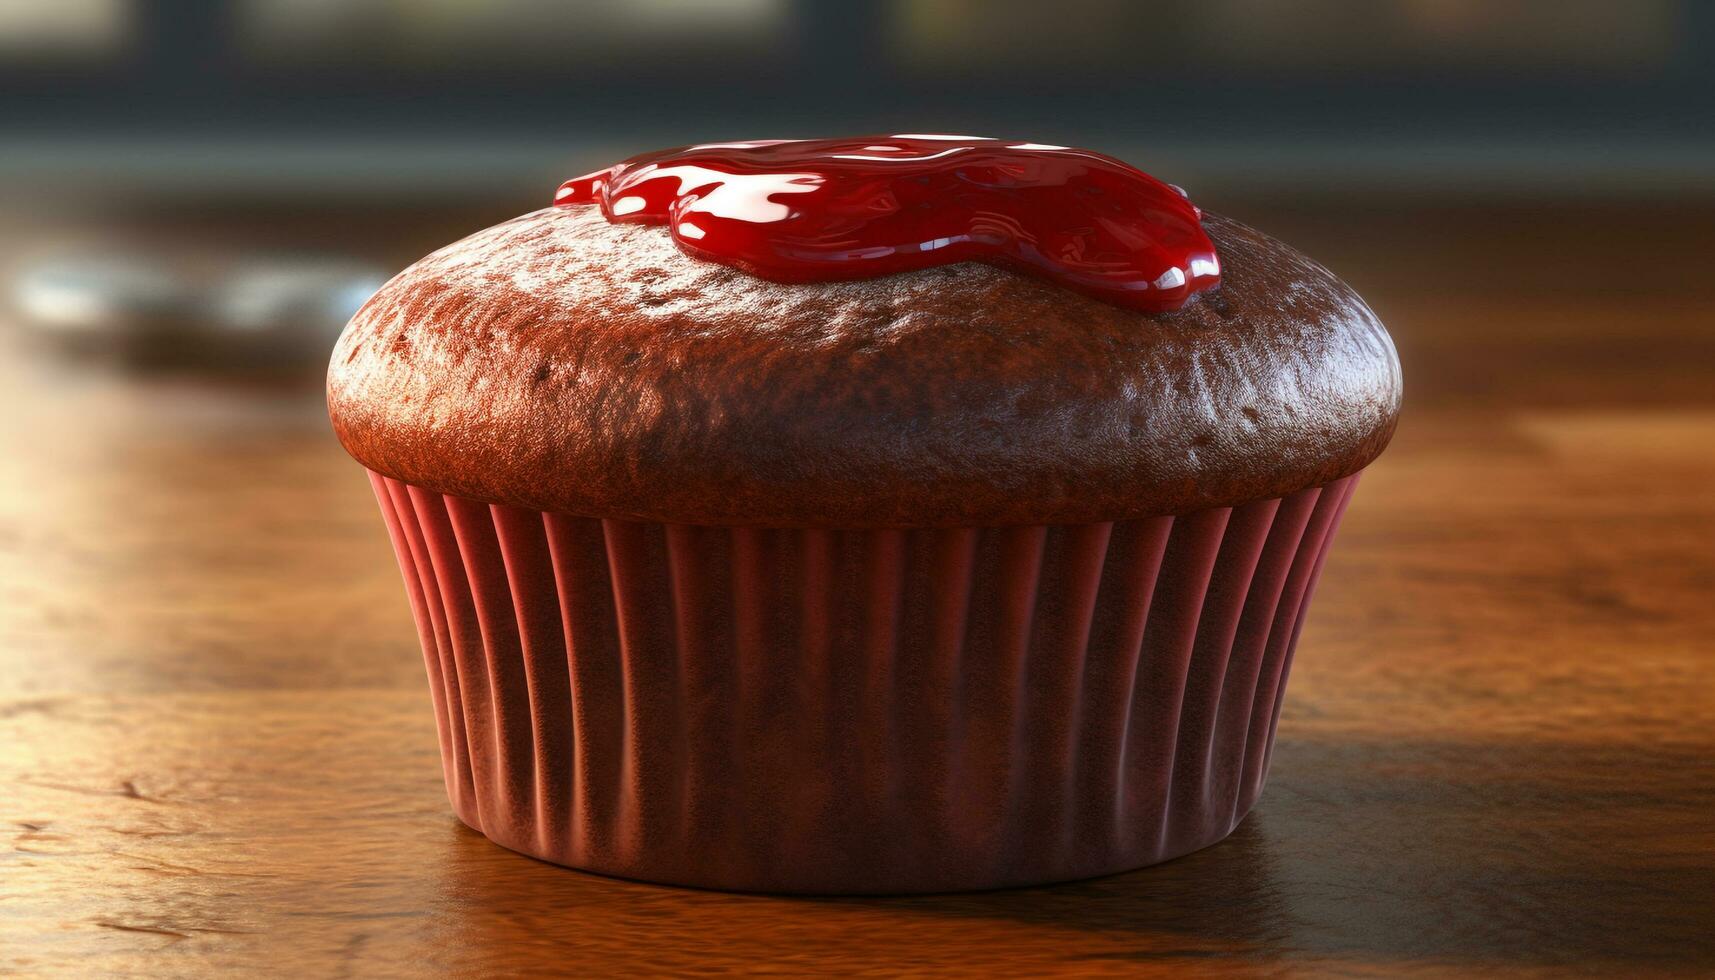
[3,200,1712,976]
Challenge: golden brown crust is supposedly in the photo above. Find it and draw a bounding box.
[328,207,1400,526]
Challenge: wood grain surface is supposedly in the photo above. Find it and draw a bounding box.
[2,199,1712,976]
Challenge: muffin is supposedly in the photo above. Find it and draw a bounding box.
[329,136,1401,894]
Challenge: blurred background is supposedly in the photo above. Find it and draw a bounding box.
[3,0,1715,674]
[2,0,1712,388]
[6,1,1713,662]
[1,0,1709,689]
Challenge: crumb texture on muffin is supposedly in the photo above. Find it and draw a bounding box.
[329,207,1401,526]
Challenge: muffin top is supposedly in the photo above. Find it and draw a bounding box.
[330,143,1400,527]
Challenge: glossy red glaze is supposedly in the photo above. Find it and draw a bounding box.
[554,135,1220,312]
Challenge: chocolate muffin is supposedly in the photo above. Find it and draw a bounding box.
[329,136,1401,893]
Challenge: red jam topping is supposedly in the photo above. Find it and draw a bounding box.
[554,135,1219,313]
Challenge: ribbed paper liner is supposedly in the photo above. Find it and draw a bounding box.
[369,471,1358,894]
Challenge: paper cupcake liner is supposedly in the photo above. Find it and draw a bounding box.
[367,470,1359,894]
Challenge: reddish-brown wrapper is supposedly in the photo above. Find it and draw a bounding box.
[368,470,1359,894]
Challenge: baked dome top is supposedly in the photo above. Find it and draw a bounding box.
[329,206,1400,526]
